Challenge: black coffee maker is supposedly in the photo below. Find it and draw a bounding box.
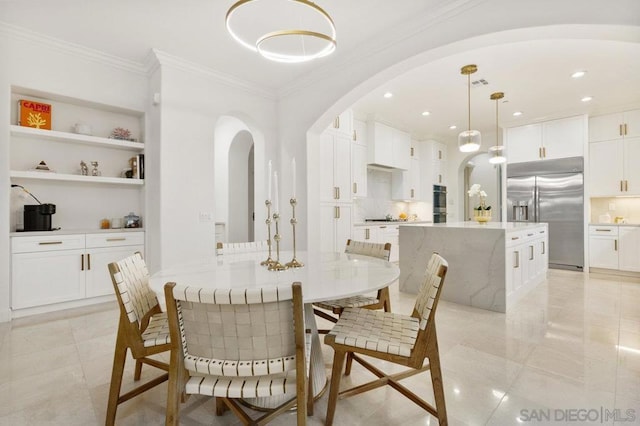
[24,203,56,231]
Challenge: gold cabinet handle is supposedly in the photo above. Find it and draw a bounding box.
[625,180,629,192]
[365,228,370,240]
[334,187,338,200]
[527,233,534,237]
[615,239,618,251]
[410,147,414,157]
[624,123,628,136]
[514,251,520,268]
[438,174,442,183]
[39,241,63,245]
[337,187,340,200]
[353,182,357,194]
[87,253,91,270]
[438,150,442,160]
[353,129,357,141]
[511,236,520,240]
[620,124,624,136]
[106,237,126,242]
[379,225,387,229]
[542,241,546,254]
[411,189,415,198]
[539,147,542,158]
[543,147,547,158]
[81,254,84,271]
[530,245,534,260]
[595,228,611,232]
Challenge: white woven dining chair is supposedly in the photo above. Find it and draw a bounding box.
[216,240,269,255]
[106,252,171,425]
[163,281,310,425]
[324,252,449,426]
[313,239,392,331]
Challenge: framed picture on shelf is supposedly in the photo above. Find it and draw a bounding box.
[18,100,52,130]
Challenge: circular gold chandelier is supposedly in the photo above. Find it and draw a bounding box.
[226,0,337,63]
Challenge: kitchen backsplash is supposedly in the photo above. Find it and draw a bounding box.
[591,197,640,224]
[353,169,431,222]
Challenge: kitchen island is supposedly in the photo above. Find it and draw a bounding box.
[399,221,548,313]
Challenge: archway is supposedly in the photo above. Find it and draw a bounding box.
[214,115,266,244]
[463,153,502,221]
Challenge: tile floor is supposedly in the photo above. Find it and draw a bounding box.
[1,269,639,425]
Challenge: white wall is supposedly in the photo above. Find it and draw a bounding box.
[149,52,277,269]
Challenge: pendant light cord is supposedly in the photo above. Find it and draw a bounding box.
[467,73,471,132]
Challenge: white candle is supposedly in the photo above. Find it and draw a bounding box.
[273,171,279,214]
[267,160,272,201]
[292,157,296,199]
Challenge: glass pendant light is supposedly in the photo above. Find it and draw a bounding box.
[458,64,481,153]
[488,91,507,164]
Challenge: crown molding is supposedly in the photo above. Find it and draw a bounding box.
[148,49,277,101]
[277,0,484,99]
[0,21,147,75]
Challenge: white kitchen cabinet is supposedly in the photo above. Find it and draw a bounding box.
[320,130,352,203]
[589,137,640,196]
[352,126,368,197]
[505,228,548,301]
[367,121,411,170]
[85,232,145,297]
[327,109,353,138]
[589,109,640,142]
[320,204,352,252]
[619,227,640,272]
[391,157,421,201]
[352,225,379,243]
[589,226,619,270]
[12,245,85,309]
[422,140,446,187]
[589,109,640,196]
[11,231,144,312]
[506,115,586,163]
[379,225,400,262]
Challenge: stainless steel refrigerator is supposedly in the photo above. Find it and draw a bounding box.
[507,157,584,270]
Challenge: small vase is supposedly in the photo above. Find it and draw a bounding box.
[474,210,491,224]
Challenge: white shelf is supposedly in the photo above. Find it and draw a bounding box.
[10,125,145,151]
[10,170,144,185]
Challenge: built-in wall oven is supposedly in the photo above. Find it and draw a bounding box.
[433,185,447,223]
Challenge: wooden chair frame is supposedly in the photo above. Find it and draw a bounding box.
[106,253,171,426]
[324,255,449,426]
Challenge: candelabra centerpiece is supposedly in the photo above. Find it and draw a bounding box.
[285,198,304,268]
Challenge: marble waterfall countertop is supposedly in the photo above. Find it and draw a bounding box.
[399,221,549,313]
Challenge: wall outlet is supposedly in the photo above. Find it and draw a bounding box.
[199,212,214,222]
[609,203,616,211]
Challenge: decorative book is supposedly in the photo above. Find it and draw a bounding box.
[18,100,52,130]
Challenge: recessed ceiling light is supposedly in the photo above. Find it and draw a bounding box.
[421,111,431,116]
[383,92,393,98]
[571,70,587,78]
[581,96,593,102]
[513,111,523,117]
[449,125,457,130]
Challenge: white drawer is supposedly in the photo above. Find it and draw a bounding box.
[589,225,618,236]
[86,232,145,248]
[11,234,86,254]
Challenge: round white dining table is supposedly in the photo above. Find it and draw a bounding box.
[149,250,400,408]
[149,250,400,304]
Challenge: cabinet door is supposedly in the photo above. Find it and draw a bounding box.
[335,109,353,137]
[335,205,352,252]
[589,113,624,142]
[319,132,336,203]
[86,245,144,297]
[320,204,337,252]
[380,226,400,262]
[506,124,542,163]
[619,227,640,272]
[334,134,352,202]
[543,116,585,160]
[589,236,619,269]
[624,109,640,138]
[507,245,524,294]
[392,129,411,171]
[589,140,623,196]
[352,142,368,197]
[623,137,640,195]
[353,226,376,243]
[353,119,367,145]
[410,157,421,201]
[12,249,85,309]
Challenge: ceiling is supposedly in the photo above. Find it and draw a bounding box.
[2,1,639,144]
